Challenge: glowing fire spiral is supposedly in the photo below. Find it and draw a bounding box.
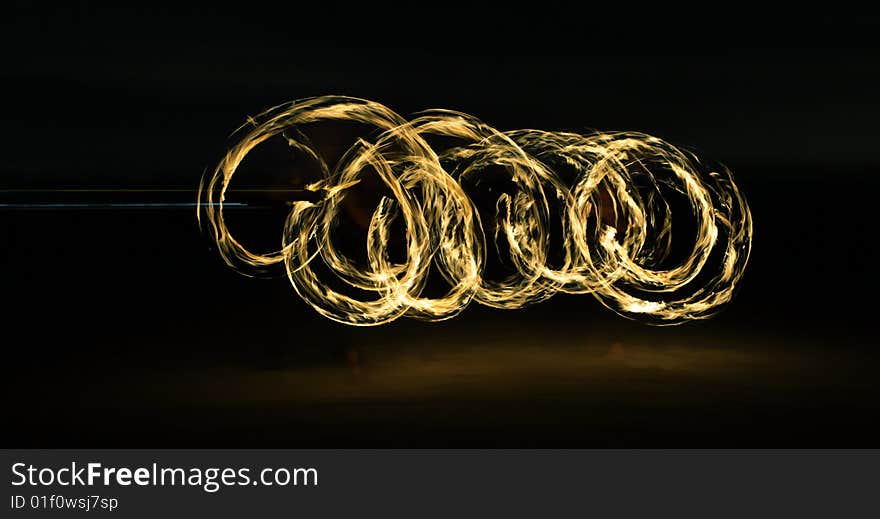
[198,96,752,326]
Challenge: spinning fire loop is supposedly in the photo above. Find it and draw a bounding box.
[198,96,752,326]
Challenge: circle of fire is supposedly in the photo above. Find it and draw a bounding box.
[199,96,752,326]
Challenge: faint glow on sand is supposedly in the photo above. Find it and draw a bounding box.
[123,329,816,407]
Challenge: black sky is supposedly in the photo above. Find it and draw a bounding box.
[3,5,880,185]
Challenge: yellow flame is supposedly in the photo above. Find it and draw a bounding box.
[199,96,752,326]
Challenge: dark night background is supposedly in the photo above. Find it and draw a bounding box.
[2,4,879,446]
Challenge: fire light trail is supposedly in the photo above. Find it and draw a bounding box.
[199,96,752,326]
